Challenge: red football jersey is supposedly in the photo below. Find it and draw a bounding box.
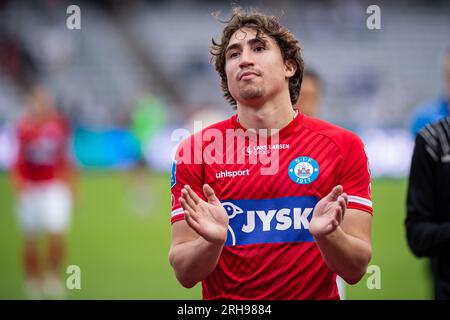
[171,112,372,300]
[15,113,71,181]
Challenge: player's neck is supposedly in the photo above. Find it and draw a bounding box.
[236,94,296,131]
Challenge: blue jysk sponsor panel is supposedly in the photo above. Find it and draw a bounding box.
[222,196,318,246]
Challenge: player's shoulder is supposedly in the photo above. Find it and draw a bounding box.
[15,113,33,133]
[301,115,364,152]
[422,116,450,132]
[418,117,450,151]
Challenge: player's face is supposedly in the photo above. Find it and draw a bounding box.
[225,28,295,106]
[28,86,55,118]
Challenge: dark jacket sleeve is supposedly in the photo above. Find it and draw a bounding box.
[405,134,450,257]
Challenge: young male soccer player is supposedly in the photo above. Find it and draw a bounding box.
[169,9,372,299]
[11,85,75,299]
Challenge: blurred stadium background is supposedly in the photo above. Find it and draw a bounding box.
[1,0,449,299]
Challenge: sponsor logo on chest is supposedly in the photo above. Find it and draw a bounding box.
[243,143,290,155]
[222,197,318,246]
[215,169,250,179]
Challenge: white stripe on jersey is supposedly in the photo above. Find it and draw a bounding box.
[171,208,184,217]
[348,195,372,208]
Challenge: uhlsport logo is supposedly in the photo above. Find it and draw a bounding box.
[288,156,320,185]
[222,197,318,246]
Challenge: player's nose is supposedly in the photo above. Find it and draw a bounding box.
[239,49,255,69]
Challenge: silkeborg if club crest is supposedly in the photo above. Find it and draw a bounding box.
[288,156,320,184]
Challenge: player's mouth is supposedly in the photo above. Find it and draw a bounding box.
[238,70,260,81]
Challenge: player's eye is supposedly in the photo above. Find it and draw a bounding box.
[228,51,240,59]
[254,46,265,52]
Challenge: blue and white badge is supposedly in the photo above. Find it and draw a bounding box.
[288,156,320,184]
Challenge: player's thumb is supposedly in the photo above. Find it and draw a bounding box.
[203,184,220,205]
[327,185,343,201]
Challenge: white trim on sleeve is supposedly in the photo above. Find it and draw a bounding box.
[171,208,184,217]
[347,195,372,208]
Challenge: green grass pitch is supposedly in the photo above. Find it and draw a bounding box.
[0,171,431,299]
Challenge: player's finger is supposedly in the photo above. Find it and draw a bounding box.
[179,197,187,211]
[341,193,349,206]
[338,196,346,221]
[182,188,197,209]
[327,185,343,201]
[203,184,220,205]
[185,210,201,232]
[185,185,201,205]
[184,209,191,224]
[188,206,200,222]
[181,198,200,222]
[184,209,195,225]
[179,197,195,214]
[335,206,343,224]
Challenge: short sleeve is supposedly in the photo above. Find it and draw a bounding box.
[170,135,205,224]
[338,134,373,215]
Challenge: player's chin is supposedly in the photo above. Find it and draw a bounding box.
[237,88,264,103]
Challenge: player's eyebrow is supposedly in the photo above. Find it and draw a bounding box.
[225,43,241,55]
[225,37,269,55]
[247,37,268,47]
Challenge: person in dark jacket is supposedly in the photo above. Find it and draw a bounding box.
[406,117,450,299]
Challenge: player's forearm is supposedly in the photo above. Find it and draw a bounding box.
[314,227,372,285]
[169,236,224,288]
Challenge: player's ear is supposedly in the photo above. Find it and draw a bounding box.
[285,59,297,78]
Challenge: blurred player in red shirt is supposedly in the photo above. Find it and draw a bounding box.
[169,9,372,299]
[11,84,76,299]
[295,69,322,117]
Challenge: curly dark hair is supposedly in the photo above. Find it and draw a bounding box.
[210,7,304,108]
